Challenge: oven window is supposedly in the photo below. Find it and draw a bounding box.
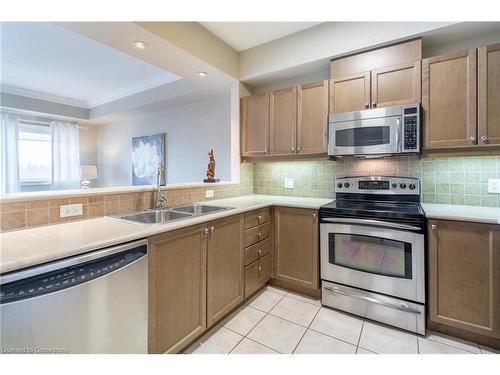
[328,233,412,279]
[336,126,390,147]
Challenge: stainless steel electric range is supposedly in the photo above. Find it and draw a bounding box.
[319,176,426,335]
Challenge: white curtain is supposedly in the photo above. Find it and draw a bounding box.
[51,121,80,190]
[0,112,20,194]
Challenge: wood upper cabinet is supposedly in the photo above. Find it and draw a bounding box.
[371,61,421,108]
[478,43,500,146]
[274,207,319,290]
[428,219,500,339]
[241,93,269,156]
[270,87,297,155]
[297,80,329,154]
[148,224,207,354]
[329,72,370,113]
[422,49,477,149]
[206,214,244,327]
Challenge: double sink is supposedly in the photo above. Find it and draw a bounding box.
[113,204,234,225]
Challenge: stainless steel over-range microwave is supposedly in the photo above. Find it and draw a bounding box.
[327,104,421,157]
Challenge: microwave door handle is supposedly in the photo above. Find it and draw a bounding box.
[396,118,401,152]
[322,217,420,231]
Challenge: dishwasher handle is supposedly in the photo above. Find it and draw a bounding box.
[0,239,147,304]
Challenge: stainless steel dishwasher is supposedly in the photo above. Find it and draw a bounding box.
[0,239,148,354]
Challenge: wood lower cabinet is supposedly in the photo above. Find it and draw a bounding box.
[329,71,370,113]
[270,87,297,155]
[245,253,272,297]
[241,93,269,156]
[428,219,500,339]
[297,80,329,154]
[274,207,319,290]
[422,49,477,149]
[478,43,500,146]
[148,224,207,354]
[371,61,421,108]
[206,215,244,327]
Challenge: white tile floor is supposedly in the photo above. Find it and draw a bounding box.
[185,286,499,354]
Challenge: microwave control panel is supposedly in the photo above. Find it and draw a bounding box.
[402,105,420,152]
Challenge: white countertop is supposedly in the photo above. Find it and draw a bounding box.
[0,195,332,275]
[421,203,500,225]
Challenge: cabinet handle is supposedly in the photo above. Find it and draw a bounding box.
[468,136,476,144]
[480,135,488,143]
[297,145,302,153]
[210,226,215,232]
[372,102,377,108]
[204,228,209,235]
[257,215,262,221]
[292,147,296,153]
[431,224,437,230]
[313,213,317,219]
[257,249,262,256]
[257,232,262,238]
[258,266,262,273]
[365,103,369,109]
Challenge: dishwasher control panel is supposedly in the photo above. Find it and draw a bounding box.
[0,245,147,304]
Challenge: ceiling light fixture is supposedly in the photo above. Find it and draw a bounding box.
[133,41,149,49]
[196,71,208,77]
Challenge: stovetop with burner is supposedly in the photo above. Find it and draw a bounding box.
[320,176,425,228]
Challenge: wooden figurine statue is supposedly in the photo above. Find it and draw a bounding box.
[204,148,219,183]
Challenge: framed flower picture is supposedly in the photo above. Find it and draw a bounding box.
[131,133,166,186]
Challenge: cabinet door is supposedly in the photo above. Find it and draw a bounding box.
[274,207,319,290]
[478,43,500,146]
[422,49,477,149]
[241,93,270,156]
[428,220,500,338]
[371,61,421,108]
[297,80,329,154]
[148,225,207,353]
[206,214,244,327]
[270,87,297,155]
[329,71,370,113]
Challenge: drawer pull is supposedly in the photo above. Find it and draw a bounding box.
[258,266,262,273]
[210,226,215,232]
[257,249,262,256]
[257,232,262,238]
[257,215,262,221]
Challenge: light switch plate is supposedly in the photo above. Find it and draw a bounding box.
[487,179,500,194]
[205,189,214,198]
[284,178,294,189]
[60,204,83,218]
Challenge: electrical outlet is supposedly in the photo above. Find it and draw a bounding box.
[488,179,500,194]
[205,189,214,198]
[284,178,294,189]
[60,204,83,218]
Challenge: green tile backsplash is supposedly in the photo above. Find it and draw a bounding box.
[252,156,500,207]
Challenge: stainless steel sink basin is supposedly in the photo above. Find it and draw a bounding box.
[117,209,193,225]
[110,204,234,225]
[171,204,234,216]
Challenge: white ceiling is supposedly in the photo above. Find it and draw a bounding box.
[199,22,322,51]
[0,22,181,108]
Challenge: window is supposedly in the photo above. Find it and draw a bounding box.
[18,122,53,192]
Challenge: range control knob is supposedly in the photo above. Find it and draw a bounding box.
[399,183,407,189]
[344,182,350,188]
[337,183,343,188]
[391,183,397,188]
[409,183,416,190]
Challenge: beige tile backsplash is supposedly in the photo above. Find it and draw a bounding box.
[0,163,254,231]
[1,156,500,232]
[253,156,500,207]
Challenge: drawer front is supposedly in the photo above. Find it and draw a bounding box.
[244,222,272,247]
[244,254,272,297]
[244,237,272,266]
[244,208,271,229]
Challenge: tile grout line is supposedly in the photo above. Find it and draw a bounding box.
[354,319,365,354]
[291,305,322,354]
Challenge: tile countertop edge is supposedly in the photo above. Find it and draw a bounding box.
[0,195,333,275]
[421,203,500,225]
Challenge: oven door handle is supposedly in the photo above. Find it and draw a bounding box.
[324,286,421,314]
[321,217,421,231]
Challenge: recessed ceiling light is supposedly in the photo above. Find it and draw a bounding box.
[196,71,208,77]
[133,41,148,49]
